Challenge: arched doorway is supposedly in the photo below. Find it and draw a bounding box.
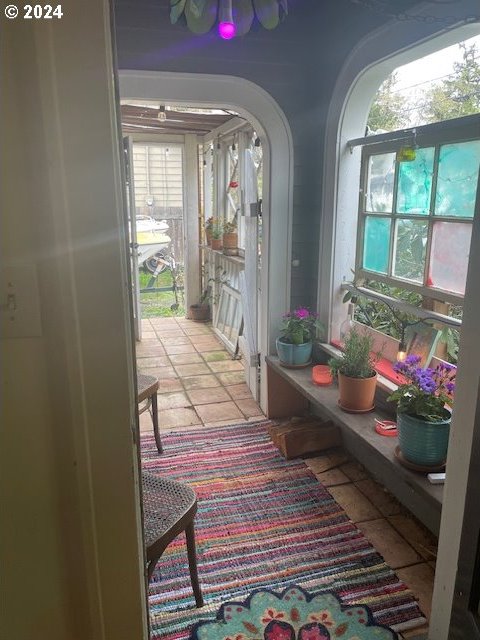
[119,70,294,411]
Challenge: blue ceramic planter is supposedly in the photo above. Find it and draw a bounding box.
[397,412,451,466]
[276,337,312,366]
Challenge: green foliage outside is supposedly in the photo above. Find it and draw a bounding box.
[367,73,408,132]
[424,44,480,124]
[139,269,185,318]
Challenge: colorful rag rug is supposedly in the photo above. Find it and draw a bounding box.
[192,585,398,640]
[141,421,426,638]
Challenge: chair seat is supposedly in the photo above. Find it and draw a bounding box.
[137,373,159,404]
[141,472,204,607]
[142,473,196,549]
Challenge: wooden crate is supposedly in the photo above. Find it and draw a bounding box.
[268,417,342,460]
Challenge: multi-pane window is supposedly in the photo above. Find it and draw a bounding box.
[357,122,480,300]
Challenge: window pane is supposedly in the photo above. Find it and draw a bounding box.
[435,140,480,218]
[396,147,434,214]
[429,221,472,295]
[363,216,391,274]
[365,153,396,212]
[393,219,427,282]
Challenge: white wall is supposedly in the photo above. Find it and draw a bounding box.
[1,3,147,638]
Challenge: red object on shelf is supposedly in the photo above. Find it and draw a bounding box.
[312,365,333,386]
[375,419,398,437]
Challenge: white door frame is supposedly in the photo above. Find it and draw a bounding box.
[119,71,294,411]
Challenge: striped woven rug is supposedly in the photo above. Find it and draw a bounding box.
[141,421,426,638]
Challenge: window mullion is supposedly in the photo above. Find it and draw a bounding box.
[388,159,400,277]
[423,144,441,287]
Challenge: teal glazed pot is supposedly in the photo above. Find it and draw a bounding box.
[397,412,451,466]
[276,337,312,366]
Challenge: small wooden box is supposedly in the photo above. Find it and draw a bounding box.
[268,417,342,459]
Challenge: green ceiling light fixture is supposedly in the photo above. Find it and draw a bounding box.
[170,0,288,38]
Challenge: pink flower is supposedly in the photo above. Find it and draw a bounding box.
[294,308,310,320]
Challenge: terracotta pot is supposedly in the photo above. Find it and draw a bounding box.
[211,237,223,250]
[189,303,210,322]
[205,229,212,246]
[338,371,377,412]
[222,232,238,250]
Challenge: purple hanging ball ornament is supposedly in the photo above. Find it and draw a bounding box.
[218,21,236,39]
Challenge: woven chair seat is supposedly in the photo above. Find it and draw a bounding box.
[137,372,162,454]
[142,472,204,608]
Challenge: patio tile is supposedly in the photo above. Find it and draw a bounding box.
[174,363,211,377]
[328,484,382,522]
[164,343,197,355]
[195,341,225,352]
[396,563,435,620]
[156,378,184,393]
[188,332,218,342]
[339,460,368,481]
[388,514,438,561]
[235,397,264,418]
[356,519,422,569]
[227,383,253,400]
[155,391,191,411]
[141,366,177,379]
[182,374,221,390]
[149,317,178,325]
[186,387,231,405]
[141,331,157,340]
[159,335,191,345]
[141,319,153,329]
[183,325,214,335]
[136,356,170,368]
[304,450,349,474]
[195,401,244,423]
[139,411,153,433]
[401,627,429,639]
[135,345,166,357]
[157,407,201,428]
[207,359,244,372]
[216,371,246,386]
[202,351,230,362]
[355,478,403,516]
[314,467,350,487]
[168,353,203,365]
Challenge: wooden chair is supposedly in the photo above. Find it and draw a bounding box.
[137,372,162,453]
[142,472,204,608]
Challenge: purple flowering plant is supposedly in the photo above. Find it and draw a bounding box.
[387,355,456,422]
[280,307,324,345]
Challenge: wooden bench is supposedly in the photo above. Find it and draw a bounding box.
[266,355,443,535]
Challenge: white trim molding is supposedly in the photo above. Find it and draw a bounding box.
[119,71,294,411]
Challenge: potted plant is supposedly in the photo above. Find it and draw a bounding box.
[388,355,455,466]
[211,221,223,250]
[223,220,238,255]
[189,288,211,322]
[329,328,379,413]
[205,217,214,246]
[276,307,323,367]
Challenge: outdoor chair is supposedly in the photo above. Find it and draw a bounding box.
[137,372,162,453]
[142,472,204,608]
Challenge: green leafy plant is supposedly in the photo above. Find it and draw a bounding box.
[280,307,323,345]
[329,328,379,379]
[211,221,223,239]
[388,355,455,421]
[223,220,237,234]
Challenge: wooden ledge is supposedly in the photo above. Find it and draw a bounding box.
[266,355,443,535]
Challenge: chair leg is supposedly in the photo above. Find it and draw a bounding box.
[185,520,204,608]
[151,392,163,454]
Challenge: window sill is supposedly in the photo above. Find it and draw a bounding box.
[200,245,246,266]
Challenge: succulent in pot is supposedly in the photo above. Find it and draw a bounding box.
[222,220,238,255]
[205,217,214,245]
[329,328,379,412]
[210,221,223,250]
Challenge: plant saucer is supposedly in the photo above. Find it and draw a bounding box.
[338,400,375,414]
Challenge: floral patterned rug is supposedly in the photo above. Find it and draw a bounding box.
[192,586,398,640]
